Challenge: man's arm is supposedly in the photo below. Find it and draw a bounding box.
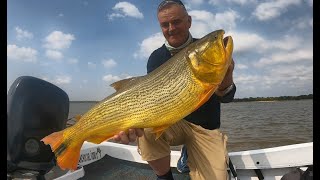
[215,58,236,103]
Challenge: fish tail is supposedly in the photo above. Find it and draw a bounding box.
[41,131,83,170]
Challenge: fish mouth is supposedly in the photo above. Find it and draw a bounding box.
[210,29,233,54]
[191,30,233,66]
[222,34,233,60]
[205,30,233,66]
[223,36,232,50]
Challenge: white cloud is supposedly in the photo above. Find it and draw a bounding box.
[134,32,165,59]
[225,31,265,53]
[236,64,248,70]
[253,65,313,91]
[234,63,312,97]
[189,21,211,38]
[15,27,33,40]
[208,0,220,5]
[269,65,312,81]
[102,59,117,68]
[108,2,143,20]
[188,10,215,38]
[209,0,256,5]
[58,13,64,17]
[265,35,302,51]
[88,62,96,69]
[189,10,215,21]
[226,31,303,53]
[102,74,121,82]
[188,0,204,5]
[290,17,313,30]
[124,75,133,79]
[270,64,313,79]
[54,75,72,84]
[234,74,261,85]
[214,10,240,30]
[108,13,125,19]
[189,9,240,38]
[253,0,301,21]
[45,49,63,60]
[187,10,214,37]
[254,48,313,67]
[43,31,75,50]
[228,0,257,5]
[43,75,72,85]
[7,44,38,62]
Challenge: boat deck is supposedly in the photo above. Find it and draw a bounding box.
[79,154,190,180]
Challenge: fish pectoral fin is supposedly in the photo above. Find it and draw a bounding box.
[195,85,217,110]
[152,125,171,140]
[74,114,82,121]
[110,76,145,91]
[86,135,114,144]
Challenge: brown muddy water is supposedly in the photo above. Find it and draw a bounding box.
[67,99,313,152]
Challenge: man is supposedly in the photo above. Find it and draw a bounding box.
[113,0,236,179]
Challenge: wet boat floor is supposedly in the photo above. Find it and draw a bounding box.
[80,154,190,180]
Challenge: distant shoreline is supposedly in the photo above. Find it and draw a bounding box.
[256,100,278,102]
[233,94,312,102]
[70,94,313,103]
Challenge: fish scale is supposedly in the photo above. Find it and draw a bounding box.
[41,29,234,170]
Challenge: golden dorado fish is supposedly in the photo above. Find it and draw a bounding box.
[41,29,234,170]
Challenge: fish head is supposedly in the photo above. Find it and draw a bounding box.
[187,29,233,85]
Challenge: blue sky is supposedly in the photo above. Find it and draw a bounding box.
[7,0,313,101]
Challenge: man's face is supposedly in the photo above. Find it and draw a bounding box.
[158,4,191,48]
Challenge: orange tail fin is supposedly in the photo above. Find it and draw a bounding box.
[41,131,83,170]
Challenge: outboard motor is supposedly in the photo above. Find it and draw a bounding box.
[7,76,69,179]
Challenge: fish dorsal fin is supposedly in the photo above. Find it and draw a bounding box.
[110,76,144,91]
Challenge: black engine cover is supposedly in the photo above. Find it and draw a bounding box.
[7,76,69,174]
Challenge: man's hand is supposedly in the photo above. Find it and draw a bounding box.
[112,128,144,144]
[216,58,235,96]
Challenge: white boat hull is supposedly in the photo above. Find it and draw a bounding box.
[49,142,312,180]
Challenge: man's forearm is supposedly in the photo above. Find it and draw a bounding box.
[216,57,234,97]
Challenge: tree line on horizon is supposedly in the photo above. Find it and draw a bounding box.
[233,94,313,102]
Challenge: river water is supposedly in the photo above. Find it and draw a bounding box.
[68,99,313,152]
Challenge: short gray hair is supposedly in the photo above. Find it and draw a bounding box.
[157,0,187,13]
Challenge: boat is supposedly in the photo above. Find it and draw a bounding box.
[7,76,313,180]
[45,141,312,180]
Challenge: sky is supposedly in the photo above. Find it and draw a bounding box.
[7,0,313,101]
